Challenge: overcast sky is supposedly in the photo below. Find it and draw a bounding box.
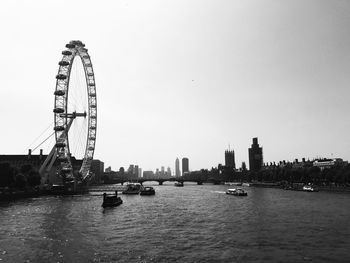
[1,0,350,172]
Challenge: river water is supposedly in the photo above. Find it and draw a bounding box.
[0,183,349,263]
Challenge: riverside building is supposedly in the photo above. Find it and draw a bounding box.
[182,157,189,176]
[248,137,263,172]
[175,158,180,177]
[225,149,236,169]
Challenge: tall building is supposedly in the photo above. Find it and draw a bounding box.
[248,137,263,172]
[175,158,180,177]
[225,150,236,168]
[135,165,139,177]
[167,167,172,177]
[90,159,104,183]
[182,157,189,175]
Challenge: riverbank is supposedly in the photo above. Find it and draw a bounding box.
[246,182,350,193]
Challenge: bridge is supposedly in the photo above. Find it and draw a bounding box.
[93,177,224,186]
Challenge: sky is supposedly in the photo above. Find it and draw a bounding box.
[1,0,350,172]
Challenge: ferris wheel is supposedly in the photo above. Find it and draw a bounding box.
[52,40,97,183]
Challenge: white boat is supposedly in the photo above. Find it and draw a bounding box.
[226,188,248,196]
[302,185,318,192]
[174,181,184,187]
[122,183,142,194]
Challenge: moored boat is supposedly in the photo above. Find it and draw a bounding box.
[102,192,123,208]
[302,185,319,192]
[140,186,155,195]
[122,183,142,194]
[226,188,248,196]
[174,181,184,187]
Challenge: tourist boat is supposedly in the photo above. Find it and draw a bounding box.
[122,183,142,194]
[174,181,184,187]
[302,185,319,192]
[140,186,155,195]
[226,188,248,196]
[102,192,123,208]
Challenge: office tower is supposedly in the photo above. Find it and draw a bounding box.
[182,157,189,175]
[225,149,236,168]
[167,167,171,177]
[135,165,139,177]
[248,137,263,172]
[175,158,180,177]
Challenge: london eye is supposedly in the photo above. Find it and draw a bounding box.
[49,40,97,185]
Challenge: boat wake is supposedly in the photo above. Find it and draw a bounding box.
[212,191,226,194]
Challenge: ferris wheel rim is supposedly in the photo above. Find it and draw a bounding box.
[53,40,97,181]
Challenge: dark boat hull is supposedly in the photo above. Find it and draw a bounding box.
[140,191,155,195]
[102,199,123,208]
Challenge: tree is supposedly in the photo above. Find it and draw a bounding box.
[0,162,16,187]
[27,170,41,187]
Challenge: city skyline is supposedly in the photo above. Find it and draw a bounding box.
[1,0,350,171]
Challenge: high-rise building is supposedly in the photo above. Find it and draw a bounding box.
[182,157,189,175]
[167,167,172,177]
[248,137,263,172]
[225,150,235,168]
[135,165,139,177]
[175,158,180,177]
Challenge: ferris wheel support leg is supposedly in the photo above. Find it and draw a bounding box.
[39,146,57,185]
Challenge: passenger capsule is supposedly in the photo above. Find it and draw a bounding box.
[61,167,72,172]
[54,90,65,96]
[90,93,96,97]
[85,63,92,67]
[54,126,65,131]
[56,74,67,80]
[53,108,64,113]
[88,146,94,151]
[62,50,72,56]
[71,40,85,47]
[88,73,94,77]
[90,115,96,119]
[91,104,96,108]
[88,83,95,86]
[89,137,96,140]
[70,40,82,46]
[65,43,75,49]
[55,142,66,148]
[90,126,96,130]
[59,61,70,66]
[83,55,90,59]
[80,48,88,52]
[58,156,68,161]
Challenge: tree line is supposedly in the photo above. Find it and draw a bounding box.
[0,162,41,190]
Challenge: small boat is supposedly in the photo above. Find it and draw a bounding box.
[302,185,318,192]
[174,181,184,187]
[226,188,248,196]
[140,186,155,195]
[102,192,123,208]
[122,183,142,194]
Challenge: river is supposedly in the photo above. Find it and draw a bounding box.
[0,183,349,262]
